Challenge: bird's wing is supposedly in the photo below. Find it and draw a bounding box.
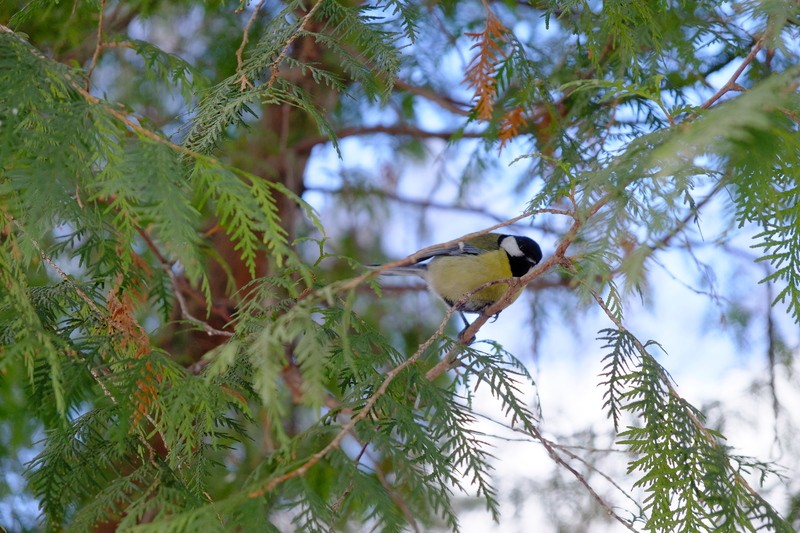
[411,241,485,263]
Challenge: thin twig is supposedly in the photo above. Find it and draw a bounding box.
[133,226,233,338]
[235,0,267,90]
[469,408,641,517]
[166,268,234,338]
[542,436,644,519]
[700,37,764,110]
[648,178,727,252]
[330,439,369,513]
[394,78,470,116]
[292,124,485,152]
[376,466,421,533]
[764,267,782,453]
[306,184,567,226]
[529,424,638,531]
[85,0,107,87]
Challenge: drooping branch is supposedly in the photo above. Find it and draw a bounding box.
[578,269,770,505]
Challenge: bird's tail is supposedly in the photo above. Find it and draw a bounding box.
[367,264,428,277]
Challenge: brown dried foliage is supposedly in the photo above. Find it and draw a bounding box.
[498,105,527,149]
[464,3,509,121]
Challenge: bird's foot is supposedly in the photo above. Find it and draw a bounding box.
[457,326,476,345]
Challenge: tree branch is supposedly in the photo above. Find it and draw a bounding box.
[393,78,471,116]
[129,217,234,340]
[293,124,485,153]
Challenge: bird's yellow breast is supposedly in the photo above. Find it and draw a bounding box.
[426,250,518,312]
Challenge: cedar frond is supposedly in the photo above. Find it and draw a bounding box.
[3,2,800,532]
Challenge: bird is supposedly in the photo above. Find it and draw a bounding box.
[371,233,543,338]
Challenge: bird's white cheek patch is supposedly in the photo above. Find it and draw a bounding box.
[500,236,523,257]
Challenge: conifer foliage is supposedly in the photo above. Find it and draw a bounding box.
[1,1,799,531]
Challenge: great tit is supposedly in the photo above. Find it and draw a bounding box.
[373,233,543,328]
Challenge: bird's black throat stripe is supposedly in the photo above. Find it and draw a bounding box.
[508,254,533,277]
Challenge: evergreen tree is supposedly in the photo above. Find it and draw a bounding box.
[1,0,798,531]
